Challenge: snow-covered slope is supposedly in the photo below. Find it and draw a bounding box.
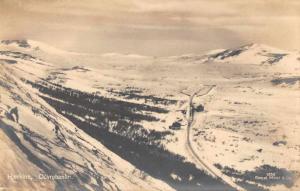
[0,53,174,191]
[1,39,299,191]
[208,44,300,70]
[168,43,300,72]
[0,39,78,55]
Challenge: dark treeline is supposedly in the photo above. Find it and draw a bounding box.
[0,51,38,61]
[271,77,300,85]
[25,79,171,144]
[26,79,168,117]
[40,95,170,145]
[107,88,177,105]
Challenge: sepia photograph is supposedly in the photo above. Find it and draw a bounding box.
[0,0,299,190]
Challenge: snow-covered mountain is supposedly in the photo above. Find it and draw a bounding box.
[1,40,299,191]
[208,43,299,67]
[169,43,300,72]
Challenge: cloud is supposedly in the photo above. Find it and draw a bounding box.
[0,0,299,55]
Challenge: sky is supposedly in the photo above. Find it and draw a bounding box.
[0,0,299,56]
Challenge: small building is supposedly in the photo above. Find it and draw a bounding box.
[169,121,181,130]
[194,104,204,112]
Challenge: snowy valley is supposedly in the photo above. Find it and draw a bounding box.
[0,40,299,191]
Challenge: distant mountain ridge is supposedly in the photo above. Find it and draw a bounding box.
[1,39,299,65]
